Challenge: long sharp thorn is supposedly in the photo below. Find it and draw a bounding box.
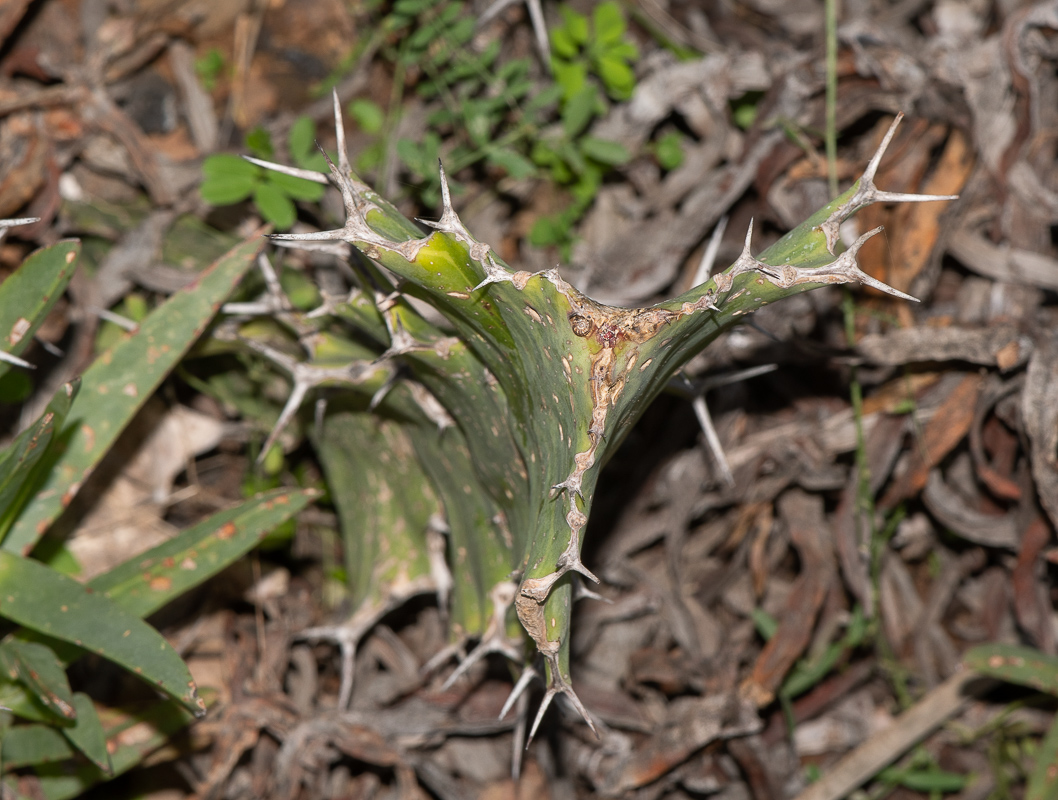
[863,112,904,185]
[257,379,309,466]
[525,0,551,65]
[439,160,453,216]
[511,690,528,780]
[318,145,358,220]
[871,190,961,205]
[692,394,735,487]
[0,351,34,369]
[441,640,491,690]
[526,687,556,746]
[332,89,351,179]
[560,683,598,737]
[337,638,357,711]
[500,665,536,720]
[242,156,329,184]
[692,215,728,287]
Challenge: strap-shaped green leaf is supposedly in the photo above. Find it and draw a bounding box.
[0,241,79,381]
[2,696,200,800]
[11,489,316,671]
[0,723,74,769]
[61,693,111,774]
[0,381,79,545]
[1027,711,1058,800]
[89,487,318,619]
[0,552,203,716]
[0,677,53,722]
[965,643,1058,696]
[0,640,75,722]
[4,232,267,556]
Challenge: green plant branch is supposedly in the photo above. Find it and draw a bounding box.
[250,93,956,739]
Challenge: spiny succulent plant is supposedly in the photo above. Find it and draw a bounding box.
[235,95,955,741]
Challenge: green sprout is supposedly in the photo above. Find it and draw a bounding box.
[200,119,327,229]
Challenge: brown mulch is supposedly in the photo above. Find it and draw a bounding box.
[3,0,1058,798]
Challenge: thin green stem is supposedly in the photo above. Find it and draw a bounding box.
[825,0,839,199]
[378,55,407,196]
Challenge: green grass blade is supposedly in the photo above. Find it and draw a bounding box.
[0,723,75,769]
[0,381,79,544]
[4,232,267,556]
[3,697,200,800]
[0,678,53,722]
[1027,711,1058,800]
[60,693,111,774]
[0,552,203,716]
[964,644,1058,696]
[0,640,75,722]
[0,241,79,381]
[11,488,316,672]
[89,487,318,618]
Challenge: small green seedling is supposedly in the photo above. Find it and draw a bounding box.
[551,1,639,102]
[528,1,638,253]
[341,0,630,247]
[201,120,326,229]
[195,48,225,91]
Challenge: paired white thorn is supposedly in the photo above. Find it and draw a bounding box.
[300,625,360,710]
[420,640,468,678]
[718,219,774,289]
[439,580,521,690]
[555,534,600,585]
[268,126,403,258]
[550,475,583,498]
[471,254,519,292]
[525,657,598,746]
[223,253,293,316]
[818,113,959,254]
[717,218,918,302]
[376,314,423,360]
[241,337,384,463]
[440,634,521,690]
[817,226,920,302]
[419,161,497,273]
[417,161,464,236]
